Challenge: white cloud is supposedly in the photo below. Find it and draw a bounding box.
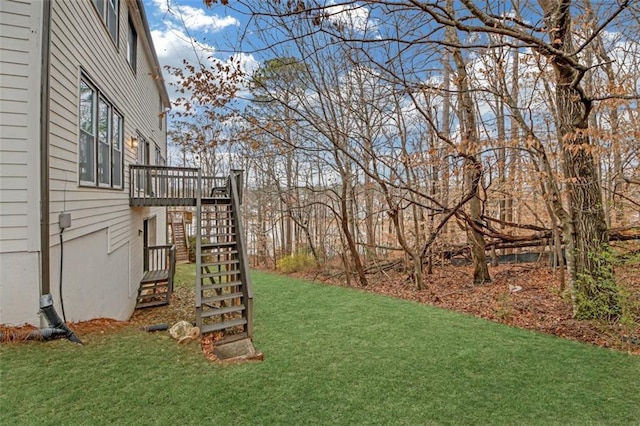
[150,26,217,100]
[150,0,239,33]
[324,2,377,34]
[146,1,257,104]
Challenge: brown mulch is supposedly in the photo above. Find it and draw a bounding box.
[128,286,197,328]
[0,318,128,343]
[311,262,640,355]
[0,288,197,343]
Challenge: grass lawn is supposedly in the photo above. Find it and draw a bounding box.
[1,269,639,425]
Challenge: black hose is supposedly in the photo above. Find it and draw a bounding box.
[0,328,67,342]
[36,328,68,339]
[59,230,66,322]
[140,323,169,332]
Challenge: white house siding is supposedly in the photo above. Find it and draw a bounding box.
[0,0,43,325]
[49,228,132,322]
[44,0,168,323]
[1,0,169,325]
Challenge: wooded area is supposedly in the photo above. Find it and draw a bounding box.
[168,0,639,320]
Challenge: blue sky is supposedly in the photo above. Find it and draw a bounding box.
[142,0,384,103]
[143,0,258,101]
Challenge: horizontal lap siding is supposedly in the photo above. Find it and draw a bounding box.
[0,0,41,254]
[49,1,167,252]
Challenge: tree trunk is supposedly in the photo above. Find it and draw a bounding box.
[447,7,491,284]
[542,0,619,318]
[336,152,369,287]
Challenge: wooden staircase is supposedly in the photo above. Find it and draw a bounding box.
[170,215,190,263]
[130,167,253,341]
[136,245,175,308]
[195,171,253,341]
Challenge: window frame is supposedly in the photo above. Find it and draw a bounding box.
[78,74,124,190]
[92,0,119,45]
[111,112,123,188]
[79,80,96,185]
[135,134,151,193]
[127,15,137,73]
[97,96,111,187]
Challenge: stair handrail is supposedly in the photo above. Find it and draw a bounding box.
[195,168,202,313]
[182,215,189,249]
[229,170,253,337]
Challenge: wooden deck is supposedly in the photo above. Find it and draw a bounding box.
[129,165,229,207]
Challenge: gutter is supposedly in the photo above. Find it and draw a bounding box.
[40,0,51,297]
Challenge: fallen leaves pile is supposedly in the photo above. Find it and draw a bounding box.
[3,261,637,357]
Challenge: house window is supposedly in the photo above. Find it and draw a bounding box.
[155,144,166,195]
[127,16,137,72]
[135,135,150,192]
[136,135,149,165]
[155,145,163,166]
[158,96,163,130]
[112,113,123,188]
[93,0,119,43]
[79,77,124,189]
[79,81,95,183]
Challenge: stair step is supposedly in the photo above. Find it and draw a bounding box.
[200,253,238,261]
[203,197,231,204]
[200,317,247,334]
[201,249,238,255]
[201,304,245,318]
[202,270,241,279]
[202,236,236,242]
[202,292,243,304]
[135,299,169,309]
[215,332,249,345]
[138,282,169,290]
[202,281,243,291]
[201,242,236,248]
[201,259,239,268]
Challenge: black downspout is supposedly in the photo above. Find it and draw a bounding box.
[38,0,81,344]
[40,294,82,344]
[40,0,51,296]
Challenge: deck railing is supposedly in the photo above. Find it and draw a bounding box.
[130,165,228,206]
[144,244,176,276]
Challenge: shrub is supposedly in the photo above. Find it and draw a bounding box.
[188,236,197,263]
[277,251,316,274]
